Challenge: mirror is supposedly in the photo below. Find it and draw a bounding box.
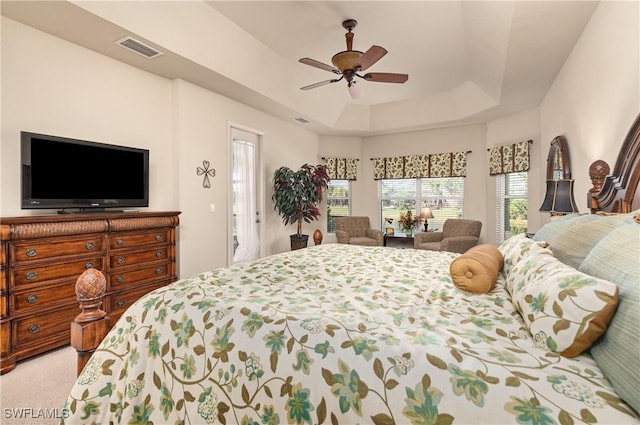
[546,135,571,180]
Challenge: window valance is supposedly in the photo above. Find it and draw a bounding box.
[489,140,531,175]
[323,157,358,180]
[372,151,469,180]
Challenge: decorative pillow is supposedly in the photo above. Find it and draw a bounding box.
[532,213,627,269]
[449,244,504,294]
[580,214,640,414]
[507,249,619,358]
[498,233,549,277]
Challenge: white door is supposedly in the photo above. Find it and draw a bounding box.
[230,127,262,264]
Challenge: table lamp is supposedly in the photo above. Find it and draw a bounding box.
[421,207,434,231]
[539,179,578,218]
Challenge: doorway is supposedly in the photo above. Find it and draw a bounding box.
[230,126,263,264]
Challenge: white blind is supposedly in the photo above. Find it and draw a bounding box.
[327,180,350,233]
[379,177,464,232]
[495,172,528,242]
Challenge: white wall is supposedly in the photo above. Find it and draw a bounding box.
[483,1,639,234]
[1,18,320,277]
[1,17,175,215]
[540,1,639,219]
[173,79,319,275]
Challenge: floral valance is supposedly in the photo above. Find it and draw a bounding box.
[323,157,358,180]
[489,140,531,175]
[372,151,469,180]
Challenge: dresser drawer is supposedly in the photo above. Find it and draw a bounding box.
[13,308,78,348]
[11,258,103,288]
[0,295,8,318]
[10,236,105,265]
[109,230,170,250]
[109,261,171,290]
[109,247,168,269]
[11,282,77,315]
[107,281,171,321]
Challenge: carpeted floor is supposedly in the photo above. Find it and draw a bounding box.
[0,346,77,425]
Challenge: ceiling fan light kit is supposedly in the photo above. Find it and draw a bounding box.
[299,19,408,98]
[348,80,362,99]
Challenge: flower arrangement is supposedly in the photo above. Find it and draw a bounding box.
[398,210,423,233]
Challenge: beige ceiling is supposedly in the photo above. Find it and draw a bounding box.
[1,0,598,136]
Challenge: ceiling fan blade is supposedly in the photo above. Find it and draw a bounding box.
[300,78,342,90]
[299,58,341,74]
[356,45,387,71]
[362,72,409,83]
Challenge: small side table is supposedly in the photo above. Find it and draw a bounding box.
[384,233,414,248]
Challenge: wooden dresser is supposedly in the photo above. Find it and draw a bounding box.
[0,211,180,374]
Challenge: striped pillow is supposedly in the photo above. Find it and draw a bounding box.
[532,213,626,269]
[579,214,640,414]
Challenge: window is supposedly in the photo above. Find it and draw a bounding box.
[379,177,464,233]
[327,180,350,233]
[496,172,528,242]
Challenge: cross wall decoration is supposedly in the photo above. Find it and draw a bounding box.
[196,160,216,188]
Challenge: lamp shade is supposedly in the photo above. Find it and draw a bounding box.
[348,81,362,99]
[539,179,579,214]
[421,207,434,219]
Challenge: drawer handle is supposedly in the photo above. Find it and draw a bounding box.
[156,267,164,275]
[156,251,163,258]
[29,324,40,334]
[155,234,163,241]
[26,271,38,281]
[85,262,94,269]
[26,294,39,304]
[117,275,125,283]
[116,257,125,265]
[117,239,125,246]
[26,248,38,257]
[86,242,95,250]
[117,300,126,308]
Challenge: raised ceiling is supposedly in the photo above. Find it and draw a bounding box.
[1,1,598,136]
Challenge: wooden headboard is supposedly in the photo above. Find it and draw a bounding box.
[589,112,640,213]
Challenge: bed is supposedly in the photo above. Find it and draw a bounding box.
[62,114,640,424]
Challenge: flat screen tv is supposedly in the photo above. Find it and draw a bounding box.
[21,131,149,213]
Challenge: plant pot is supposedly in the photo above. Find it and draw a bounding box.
[290,234,309,251]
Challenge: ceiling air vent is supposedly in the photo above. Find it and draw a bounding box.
[294,117,310,124]
[115,36,163,59]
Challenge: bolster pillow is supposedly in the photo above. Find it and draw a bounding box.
[449,244,504,294]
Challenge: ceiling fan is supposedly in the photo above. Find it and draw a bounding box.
[299,19,409,98]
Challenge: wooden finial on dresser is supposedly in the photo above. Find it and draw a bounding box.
[71,268,110,376]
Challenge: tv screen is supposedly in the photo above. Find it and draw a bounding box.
[21,131,149,212]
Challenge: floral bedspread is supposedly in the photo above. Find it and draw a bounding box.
[62,244,638,424]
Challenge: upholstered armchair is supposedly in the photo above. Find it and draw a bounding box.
[414,219,482,253]
[335,216,384,246]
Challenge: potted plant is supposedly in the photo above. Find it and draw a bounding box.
[272,164,330,250]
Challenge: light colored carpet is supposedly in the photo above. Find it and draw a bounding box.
[0,346,77,425]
